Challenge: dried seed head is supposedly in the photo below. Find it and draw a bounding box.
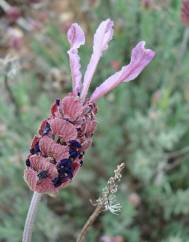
[0,55,20,77]
[95,162,126,214]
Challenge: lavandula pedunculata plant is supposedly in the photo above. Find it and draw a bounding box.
[22,19,155,242]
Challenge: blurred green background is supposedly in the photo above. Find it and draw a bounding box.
[0,0,189,241]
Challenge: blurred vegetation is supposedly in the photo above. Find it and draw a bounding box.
[0,0,189,241]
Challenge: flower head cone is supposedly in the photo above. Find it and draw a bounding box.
[24,19,155,193]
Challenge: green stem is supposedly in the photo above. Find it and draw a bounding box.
[178,27,189,61]
[76,204,103,242]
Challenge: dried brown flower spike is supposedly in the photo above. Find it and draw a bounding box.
[96,162,126,214]
[77,162,126,242]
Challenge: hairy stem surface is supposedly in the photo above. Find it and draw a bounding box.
[22,192,42,242]
[4,74,20,118]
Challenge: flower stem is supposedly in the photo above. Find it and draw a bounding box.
[178,27,189,61]
[22,192,42,242]
[76,204,104,242]
[4,74,21,118]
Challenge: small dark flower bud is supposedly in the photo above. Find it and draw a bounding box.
[34,143,40,153]
[52,176,62,187]
[26,159,30,167]
[30,148,35,155]
[69,140,81,149]
[56,98,60,106]
[42,123,51,136]
[69,149,79,159]
[37,170,48,180]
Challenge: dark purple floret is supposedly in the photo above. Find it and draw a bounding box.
[59,168,73,179]
[26,159,30,167]
[79,152,84,159]
[65,167,73,178]
[57,158,73,179]
[42,122,51,136]
[69,140,81,149]
[80,160,83,166]
[34,143,40,153]
[37,170,48,180]
[56,98,60,106]
[30,148,35,155]
[57,158,72,169]
[30,143,40,155]
[69,149,79,159]
[52,176,62,187]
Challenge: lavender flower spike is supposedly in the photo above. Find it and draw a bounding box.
[24,19,155,194]
[81,19,114,101]
[90,41,155,102]
[23,19,155,242]
[67,23,85,96]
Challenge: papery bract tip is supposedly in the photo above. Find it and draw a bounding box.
[81,19,114,101]
[67,23,85,95]
[90,41,155,102]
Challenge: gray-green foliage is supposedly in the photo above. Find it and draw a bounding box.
[0,0,189,241]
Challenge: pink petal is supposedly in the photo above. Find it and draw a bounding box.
[35,167,74,193]
[67,23,85,95]
[81,19,114,101]
[36,178,57,193]
[31,136,40,149]
[90,41,155,102]
[81,138,92,151]
[52,144,69,161]
[24,168,37,191]
[51,103,59,117]
[30,155,58,178]
[85,119,96,136]
[38,120,48,135]
[49,118,77,142]
[45,162,58,178]
[39,136,54,154]
[39,136,69,161]
[67,23,85,49]
[29,155,41,171]
[72,159,81,176]
[60,95,83,121]
[50,102,62,119]
[123,41,155,81]
[59,179,72,190]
